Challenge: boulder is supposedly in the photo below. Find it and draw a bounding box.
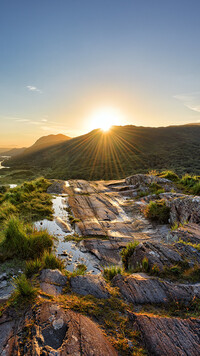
[113,273,200,304]
[135,314,200,356]
[40,269,68,296]
[70,274,110,298]
[0,302,118,356]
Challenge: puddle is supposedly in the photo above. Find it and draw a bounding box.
[35,193,100,274]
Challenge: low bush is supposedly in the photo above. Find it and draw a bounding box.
[159,170,179,181]
[144,200,170,224]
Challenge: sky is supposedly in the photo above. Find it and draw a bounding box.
[1,0,200,146]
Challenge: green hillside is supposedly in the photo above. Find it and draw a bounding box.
[6,124,200,180]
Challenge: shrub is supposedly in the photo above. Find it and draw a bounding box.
[192,182,200,195]
[103,266,122,281]
[25,259,43,278]
[43,252,65,270]
[159,170,179,181]
[180,174,199,188]
[120,241,139,270]
[144,200,170,224]
[12,274,38,300]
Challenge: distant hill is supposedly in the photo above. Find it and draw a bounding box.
[22,134,70,156]
[7,125,200,180]
[0,147,26,157]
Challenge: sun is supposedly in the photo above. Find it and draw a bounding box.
[89,107,123,132]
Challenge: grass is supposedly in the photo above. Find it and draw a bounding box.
[120,241,139,270]
[12,274,38,302]
[103,266,122,281]
[0,216,53,261]
[25,258,43,278]
[43,251,65,270]
[0,177,53,222]
[144,200,170,224]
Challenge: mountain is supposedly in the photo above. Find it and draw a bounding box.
[22,134,70,155]
[7,124,200,180]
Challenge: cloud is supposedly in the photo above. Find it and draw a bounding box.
[174,92,200,113]
[26,85,42,93]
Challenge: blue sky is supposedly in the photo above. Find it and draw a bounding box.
[1,0,200,146]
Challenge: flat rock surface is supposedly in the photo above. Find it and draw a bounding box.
[0,302,118,356]
[135,314,200,356]
[113,273,200,304]
[70,274,110,298]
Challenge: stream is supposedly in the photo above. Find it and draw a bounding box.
[35,190,100,274]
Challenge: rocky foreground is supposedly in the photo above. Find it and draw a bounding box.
[1,174,200,355]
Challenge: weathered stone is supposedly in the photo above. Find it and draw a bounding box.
[47,180,67,194]
[125,174,170,186]
[135,314,200,356]
[0,302,118,356]
[169,195,200,224]
[70,274,110,298]
[113,273,200,304]
[80,238,127,265]
[170,223,200,244]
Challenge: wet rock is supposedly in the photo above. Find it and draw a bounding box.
[113,273,200,304]
[80,238,127,265]
[135,314,200,356]
[47,181,67,194]
[0,302,118,356]
[70,274,110,298]
[55,217,71,233]
[40,269,67,296]
[169,195,200,224]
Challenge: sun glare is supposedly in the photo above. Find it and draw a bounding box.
[89,107,123,132]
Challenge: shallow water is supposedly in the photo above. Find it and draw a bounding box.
[35,192,100,274]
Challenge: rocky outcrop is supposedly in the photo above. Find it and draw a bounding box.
[170,223,200,244]
[0,302,118,355]
[125,174,171,187]
[169,195,200,224]
[113,273,200,304]
[47,180,68,194]
[135,314,200,356]
[70,274,110,298]
[127,240,200,271]
[40,269,68,296]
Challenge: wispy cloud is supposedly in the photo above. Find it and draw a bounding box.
[26,85,42,94]
[174,92,200,113]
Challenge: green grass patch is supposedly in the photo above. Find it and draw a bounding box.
[103,266,122,281]
[158,170,179,181]
[12,274,38,302]
[43,252,65,270]
[0,216,53,261]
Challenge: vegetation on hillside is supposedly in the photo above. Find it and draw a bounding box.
[4,124,200,181]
